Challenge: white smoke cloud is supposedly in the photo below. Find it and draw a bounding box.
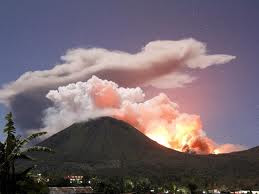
[0,38,235,105]
[40,76,244,154]
[42,76,145,135]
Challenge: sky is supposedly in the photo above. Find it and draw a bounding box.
[0,1,258,148]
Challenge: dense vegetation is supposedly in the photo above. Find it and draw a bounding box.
[0,113,53,194]
[42,172,259,193]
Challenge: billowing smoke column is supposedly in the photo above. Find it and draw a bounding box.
[42,76,243,154]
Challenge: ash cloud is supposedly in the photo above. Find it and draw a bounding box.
[0,38,235,133]
[40,76,244,154]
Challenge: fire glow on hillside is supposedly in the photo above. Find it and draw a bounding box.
[43,76,243,154]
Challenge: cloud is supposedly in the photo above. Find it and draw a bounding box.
[145,72,196,89]
[0,38,235,104]
[0,38,235,131]
[41,76,144,135]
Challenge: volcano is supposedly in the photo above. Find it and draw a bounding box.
[38,117,182,161]
[27,117,259,181]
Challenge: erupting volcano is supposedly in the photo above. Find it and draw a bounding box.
[42,76,243,154]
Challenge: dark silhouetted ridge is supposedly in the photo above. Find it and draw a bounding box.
[25,117,258,180]
[38,117,180,162]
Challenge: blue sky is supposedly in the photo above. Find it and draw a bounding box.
[0,1,259,148]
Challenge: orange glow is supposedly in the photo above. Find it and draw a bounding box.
[146,125,171,148]
[115,108,219,154]
[213,149,220,154]
[87,76,242,154]
[91,83,120,108]
[142,115,219,154]
[140,115,216,154]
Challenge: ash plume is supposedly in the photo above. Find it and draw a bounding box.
[40,76,244,154]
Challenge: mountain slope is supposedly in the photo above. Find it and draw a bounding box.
[38,117,182,161]
[27,117,259,180]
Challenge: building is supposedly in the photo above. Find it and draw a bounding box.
[64,175,84,184]
[49,187,93,194]
[231,191,259,194]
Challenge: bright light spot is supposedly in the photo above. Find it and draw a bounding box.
[146,125,171,148]
[214,149,220,155]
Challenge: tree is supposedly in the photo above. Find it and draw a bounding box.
[167,182,179,194]
[90,177,120,194]
[0,112,53,194]
[123,177,134,193]
[187,182,198,194]
[134,177,151,193]
[16,172,49,194]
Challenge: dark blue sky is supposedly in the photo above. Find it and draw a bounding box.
[0,1,258,147]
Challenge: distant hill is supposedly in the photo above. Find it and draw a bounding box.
[24,117,259,184]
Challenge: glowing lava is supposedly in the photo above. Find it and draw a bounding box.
[146,126,171,148]
[213,149,220,155]
[144,117,216,154]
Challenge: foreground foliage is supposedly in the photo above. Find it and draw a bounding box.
[0,112,53,194]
